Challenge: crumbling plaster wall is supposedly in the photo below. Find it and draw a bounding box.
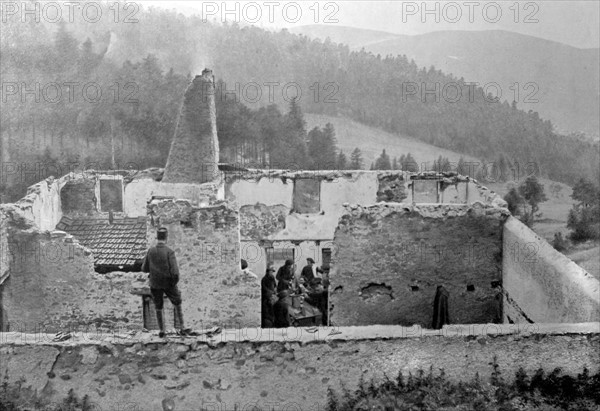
[124,178,224,217]
[228,171,498,244]
[227,171,378,242]
[1,208,141,332]
[0,324,597,411]
[330,203,508,327]
[60,173,129,217]
[146,199,260,329]
[12,176,67,231]
[406,178,492,205]
[12,171,139,229]
[503,216,600,323]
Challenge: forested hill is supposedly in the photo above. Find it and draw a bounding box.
[290,25,600,138]
[1,4,598,188]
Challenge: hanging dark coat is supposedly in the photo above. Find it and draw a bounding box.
[432,286,450,329]
[261,272,277,327]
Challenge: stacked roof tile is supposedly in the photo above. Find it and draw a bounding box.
[56,216,147,267]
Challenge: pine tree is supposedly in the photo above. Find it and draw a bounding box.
[401,153,417,172]
[337,151,348,170]
[374,149,392,170]
[433,155,450,173]
[307,123,338,170]
[273,97,309,169]
[350,148,364,169]
[307,127,324,169]
[392,157,398,170]
[496,154,510,182]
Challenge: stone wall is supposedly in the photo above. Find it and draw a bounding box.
[227,170,501,244]
[0,206,141,332]
[503,216,600,323]
[124,178,224,217]
[227,171,378,242]
[163,70,220,184]
[330,203,509,327]
[11,176,65,231]
[147,199,260,329]
[0,323,597,411]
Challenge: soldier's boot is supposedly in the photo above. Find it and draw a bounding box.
[156,309,166,338]
[174,305,191,336]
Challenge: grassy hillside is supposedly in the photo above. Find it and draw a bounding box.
[305,114,480,168]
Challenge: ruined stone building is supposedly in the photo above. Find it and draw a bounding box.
[0,69,598,334]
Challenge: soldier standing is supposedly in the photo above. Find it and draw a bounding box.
[142,227,190,337]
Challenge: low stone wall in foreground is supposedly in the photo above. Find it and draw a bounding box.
[1,323,598,411]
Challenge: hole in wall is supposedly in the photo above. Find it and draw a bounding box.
[180,220,193,228]
[360,283,394,300]
[410,285,419,292]
[466,285,475,292]
[491,280,501,288]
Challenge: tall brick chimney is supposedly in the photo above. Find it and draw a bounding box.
[163,68,220,184]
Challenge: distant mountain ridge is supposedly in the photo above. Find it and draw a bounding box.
[291,26,600,137]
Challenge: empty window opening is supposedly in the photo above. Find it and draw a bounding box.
[99,179,124,212]
[268,246,295,270]
[412,179,439,203]
[411,285,419,292]
[293,179,320,214]
[467,284,475,291]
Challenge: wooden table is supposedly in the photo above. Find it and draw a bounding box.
[291,299,322,326]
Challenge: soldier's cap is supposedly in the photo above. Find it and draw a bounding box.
[307,258,315,263]
[157,227,168,239]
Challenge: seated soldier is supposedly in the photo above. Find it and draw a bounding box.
[301,258,316,284]
[273,290,293,328]
[297,277,309,295]
[304,282,328,326]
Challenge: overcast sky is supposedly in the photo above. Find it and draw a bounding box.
[149,1,600,49]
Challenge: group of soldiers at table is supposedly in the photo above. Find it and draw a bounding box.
[261,258,329,328]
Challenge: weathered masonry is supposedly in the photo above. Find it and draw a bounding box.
[1,167,597,331]
[0,69,597,333]
[1,324,598,411]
